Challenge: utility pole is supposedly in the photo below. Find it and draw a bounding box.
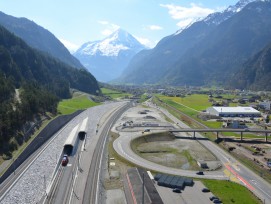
[13,158,15,175]
[142,172,145,204]
[44,175,47,196]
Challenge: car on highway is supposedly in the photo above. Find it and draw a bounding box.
[172,188,181,193]
[196,171,204,175]
[61,154,69,166]
[202,188,210,192]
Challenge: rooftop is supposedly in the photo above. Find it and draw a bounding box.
[211,106,260,113]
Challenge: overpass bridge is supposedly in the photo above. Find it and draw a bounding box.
[170,128,271,142]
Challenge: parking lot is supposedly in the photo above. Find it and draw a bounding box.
[155,181,218,204]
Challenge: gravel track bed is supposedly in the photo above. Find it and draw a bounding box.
[1,102,124,204]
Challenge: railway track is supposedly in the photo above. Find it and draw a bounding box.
[0,131,66,202]
[45,166,65,203]
[82,102,132,204]
[44,139,83,204]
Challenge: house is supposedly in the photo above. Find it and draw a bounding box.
[259,101,271,111]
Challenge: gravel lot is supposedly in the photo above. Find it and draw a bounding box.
[116,105,221,171]
[135,137,219,170]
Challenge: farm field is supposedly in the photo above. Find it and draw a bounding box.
[101,88,132,99]
[57,93,99,114]
[155,94,264,139]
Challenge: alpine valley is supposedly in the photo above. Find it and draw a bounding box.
[117,0,271,91]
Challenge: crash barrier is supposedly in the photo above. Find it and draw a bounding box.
[0,110,83,184]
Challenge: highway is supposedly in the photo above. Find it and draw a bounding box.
[113,100,271,203]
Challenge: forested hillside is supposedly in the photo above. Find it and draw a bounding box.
[230,42,271,90]
[0,11,85,69]
[119,0,271,89]
[0,25,100,155]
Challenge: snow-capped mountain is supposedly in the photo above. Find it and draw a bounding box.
[74,28,146,82]
[118,0,271,87]
[174,0,257,36]
[204,0,256,25]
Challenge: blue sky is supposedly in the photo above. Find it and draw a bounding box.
[0,0,239,52]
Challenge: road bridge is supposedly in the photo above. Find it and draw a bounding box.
[170,128,271,142]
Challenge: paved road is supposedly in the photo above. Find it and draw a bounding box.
[114,132,226,179]
[113,101,271,203]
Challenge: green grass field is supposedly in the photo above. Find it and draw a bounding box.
[155,94,263,139]
[101,88,132,99]
[57,94,99,114]
[158,94,212,111]
[202,180,261,204]
[139,93,149,103]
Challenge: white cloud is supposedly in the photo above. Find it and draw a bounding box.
[98,20,109,25]
[101,29,114,36]
[160,3,214,28]
[148,25,163,30]
[176,18,195,28]
[135,36,156,48]
[59,38,80,53]
[100,21,120,36]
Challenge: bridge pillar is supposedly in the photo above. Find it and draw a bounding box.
[216,132,219,139]
[193,131,195,138]
[265,133,268,143]
[240,132,243,141]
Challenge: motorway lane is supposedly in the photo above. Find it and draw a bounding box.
[149,101,271,203]
[161,102,271,203]
[196,132,271,202]
[114,101,271,203]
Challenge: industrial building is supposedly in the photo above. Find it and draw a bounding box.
[207,106,261,117]
[259,100,271,110]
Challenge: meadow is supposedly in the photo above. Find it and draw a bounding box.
[155,94,262,139]
[202,180,261,204]
[57,93,99,115]
[101,88,132,99]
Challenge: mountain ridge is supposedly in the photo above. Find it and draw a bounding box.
[0,25,100,97]
[0,11,85,69]
[118,0,271,90]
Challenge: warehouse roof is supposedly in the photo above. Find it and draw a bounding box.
[211,106,260,113]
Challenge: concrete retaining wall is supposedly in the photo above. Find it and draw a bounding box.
[0,110,83,184]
